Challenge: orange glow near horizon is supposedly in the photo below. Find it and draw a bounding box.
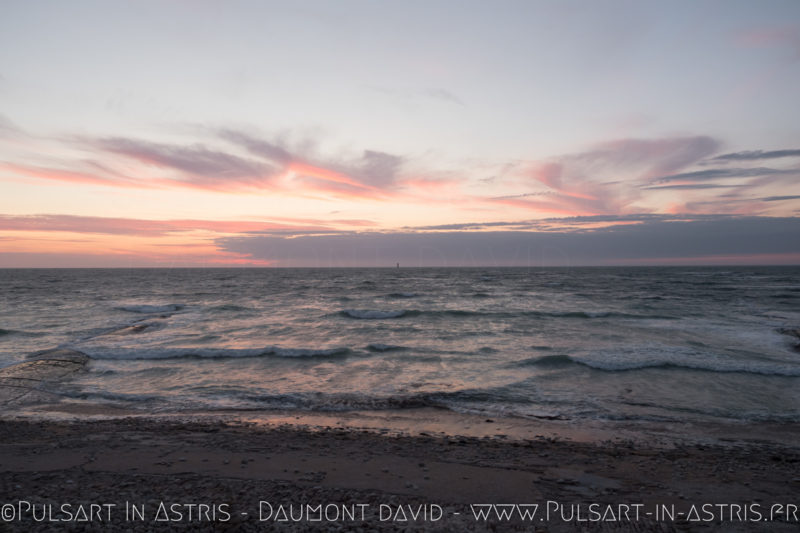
[0,230,274,266]
[2,127,799,266]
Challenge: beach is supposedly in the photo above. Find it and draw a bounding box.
[1,267,799,531]
[2,407,800,532]
[4,0,800,528]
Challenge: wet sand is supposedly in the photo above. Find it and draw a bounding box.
[2,354,800,531]
[1,414,800,532]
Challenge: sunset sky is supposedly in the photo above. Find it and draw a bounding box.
[1,0,799,267]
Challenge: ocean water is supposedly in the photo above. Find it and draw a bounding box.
[1,267,799,425]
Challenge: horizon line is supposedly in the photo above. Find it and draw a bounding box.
[1,264,798,269]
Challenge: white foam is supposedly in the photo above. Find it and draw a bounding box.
[573,345,800,376]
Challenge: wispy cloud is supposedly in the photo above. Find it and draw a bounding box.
[0,214,367,237]
[0,113,21,137]
[0,162,145,188]
[649,167,794,184]
[369,86,465,106]
[421,88,465,106]
[93,137,278,190]
[711,149,800,161]
[643,183,739,190]
[216,130,294,165]
[490,135,721,216]
[736,25,800,61]
[2,124,798,220]
[220,129,407,192]
[409,214,741,233]
[1,128,424,200]
[762,195,800,202]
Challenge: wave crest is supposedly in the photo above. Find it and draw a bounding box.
[366,343,407,352]
[83,346,351,361]
[116,304,185,314]
[515,351,800,376]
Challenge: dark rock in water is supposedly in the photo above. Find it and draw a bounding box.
[109,323,152,335]
[28,348,90,364]
[105,318,165,336]
[777,328,800,339]
[0,349,88,405]
[777,328,800,352]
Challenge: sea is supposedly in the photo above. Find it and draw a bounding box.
[1,267,799,426]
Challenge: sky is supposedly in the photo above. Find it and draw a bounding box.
[1,0,799,267]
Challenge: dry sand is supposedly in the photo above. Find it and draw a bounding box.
[1,414,800,532]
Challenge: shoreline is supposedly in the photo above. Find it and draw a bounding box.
[9,397,800,449]
[2,414,800,532]
[5,350,799,452]
[4,352,800,531]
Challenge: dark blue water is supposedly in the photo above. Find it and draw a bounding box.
[1,267,799,423]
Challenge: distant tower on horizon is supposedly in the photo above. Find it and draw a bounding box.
[396,262,399,268]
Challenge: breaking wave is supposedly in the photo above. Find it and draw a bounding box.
[116,304,185,314]
[514,352,800,376]
[82,346,351,361]
[388,292,418,299]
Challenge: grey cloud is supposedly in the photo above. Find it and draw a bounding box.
[408,220,538,231]
[408,214,709,232]
[491,192,552,200]
[218,129,294,164]
[217,216,800,267]
[762,195,800,202]
[422,88,465,106]
[0,113,22,137]
[524,135,722,216]
[569,136,721,177]
[712,149,800,161]
[219,128,406,189]
[542,214,734,224]
[642,183,741,190]
[652,167,794,184]
[96,137,275,181]
[354,150,404,187]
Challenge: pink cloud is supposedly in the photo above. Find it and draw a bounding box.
[493,136,723,217]
[0,162,147,189]
[737,25,800,60]
[0,250,275,268]
[0,214,354,237]
[489,196,593,217]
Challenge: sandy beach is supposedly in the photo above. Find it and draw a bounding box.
[2,412,800,532]
[3,0,800,528]
[2,340,800,532]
